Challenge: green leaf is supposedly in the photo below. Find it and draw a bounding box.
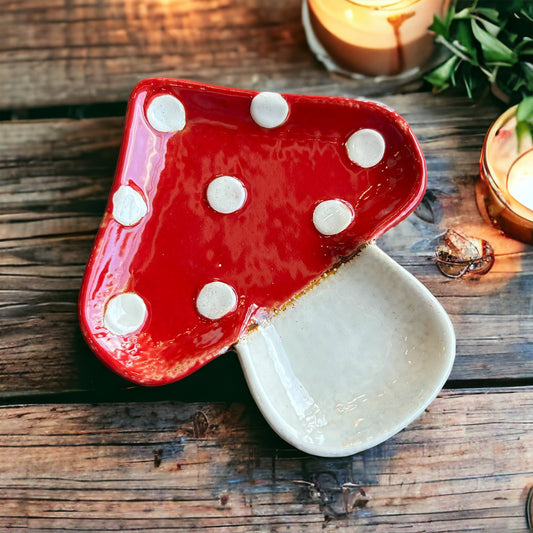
[517,96,533,122]
[425,2,533,104]
[517,39,533,57]
[425,56,461,91]
[507,73,526,93]
[516,120,533,152]
[473,8,500,22]
[461,63,487,98]
[429,13,449,37]
[454,8,474,20]
[445,1,457,26]
[473,16,501,37]
[471,19,516,63]
[456,19,477,62]
[516,96,533,150]
[516,36,533,48]
[435,35,476,64]
[519,8,533,23]
[463,72,474,98]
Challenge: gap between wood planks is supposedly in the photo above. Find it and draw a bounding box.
[1,380,533,407]
[0,102,127,122]
[0,389,532,532]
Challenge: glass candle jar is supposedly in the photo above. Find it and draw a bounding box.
[303,0,448,78]
[478,105,533,244]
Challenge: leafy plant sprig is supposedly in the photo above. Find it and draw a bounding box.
[425,0,533,143]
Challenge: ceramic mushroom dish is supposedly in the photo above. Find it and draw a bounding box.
[79,78,455,457]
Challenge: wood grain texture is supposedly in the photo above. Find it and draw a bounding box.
[0,0,324,110]
[1,388,532,531]
[0,118,124,395]
[0,93,532,397]
[2,2,531,530]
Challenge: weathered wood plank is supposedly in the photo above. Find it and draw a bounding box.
[378,96,533,383]
[0,388,532,531]
[0,93,531,398]
[0,0,326,110]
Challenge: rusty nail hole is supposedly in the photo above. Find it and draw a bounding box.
[216,491,230,510]
[293,477,369,524]
[153,448,163,468]
[342,483,369,512]
[193,410,209,438]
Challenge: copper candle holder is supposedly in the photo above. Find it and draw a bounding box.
[477,105,533,244]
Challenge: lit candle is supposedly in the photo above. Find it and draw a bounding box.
[478,106,533,243]
[507,149,533,212]
[303,0,448,77]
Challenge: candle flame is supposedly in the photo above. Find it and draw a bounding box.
[507,149,533,213]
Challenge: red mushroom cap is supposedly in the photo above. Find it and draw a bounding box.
[79,78,426,385]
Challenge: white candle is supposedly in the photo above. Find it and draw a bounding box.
[508,149,533,213]
[306,0,448,76]
[486,112,533,222]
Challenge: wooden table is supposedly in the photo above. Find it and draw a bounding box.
[1,1,532,531]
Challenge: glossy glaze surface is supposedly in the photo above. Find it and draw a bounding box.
[237,244,456,457]
[79,78,426,385]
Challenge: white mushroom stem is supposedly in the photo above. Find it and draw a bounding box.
[236,244,455,457]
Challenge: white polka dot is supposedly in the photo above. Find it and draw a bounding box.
[250,92,289,129]
[146,94,186,132]
[313,200,354,236]
[346,129,386,168]
[104,293,147,336]
[207,176,247,214]
[112,185,148,226]
[196,282,238,320]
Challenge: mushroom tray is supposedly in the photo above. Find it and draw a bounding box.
[79,78,456,457]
